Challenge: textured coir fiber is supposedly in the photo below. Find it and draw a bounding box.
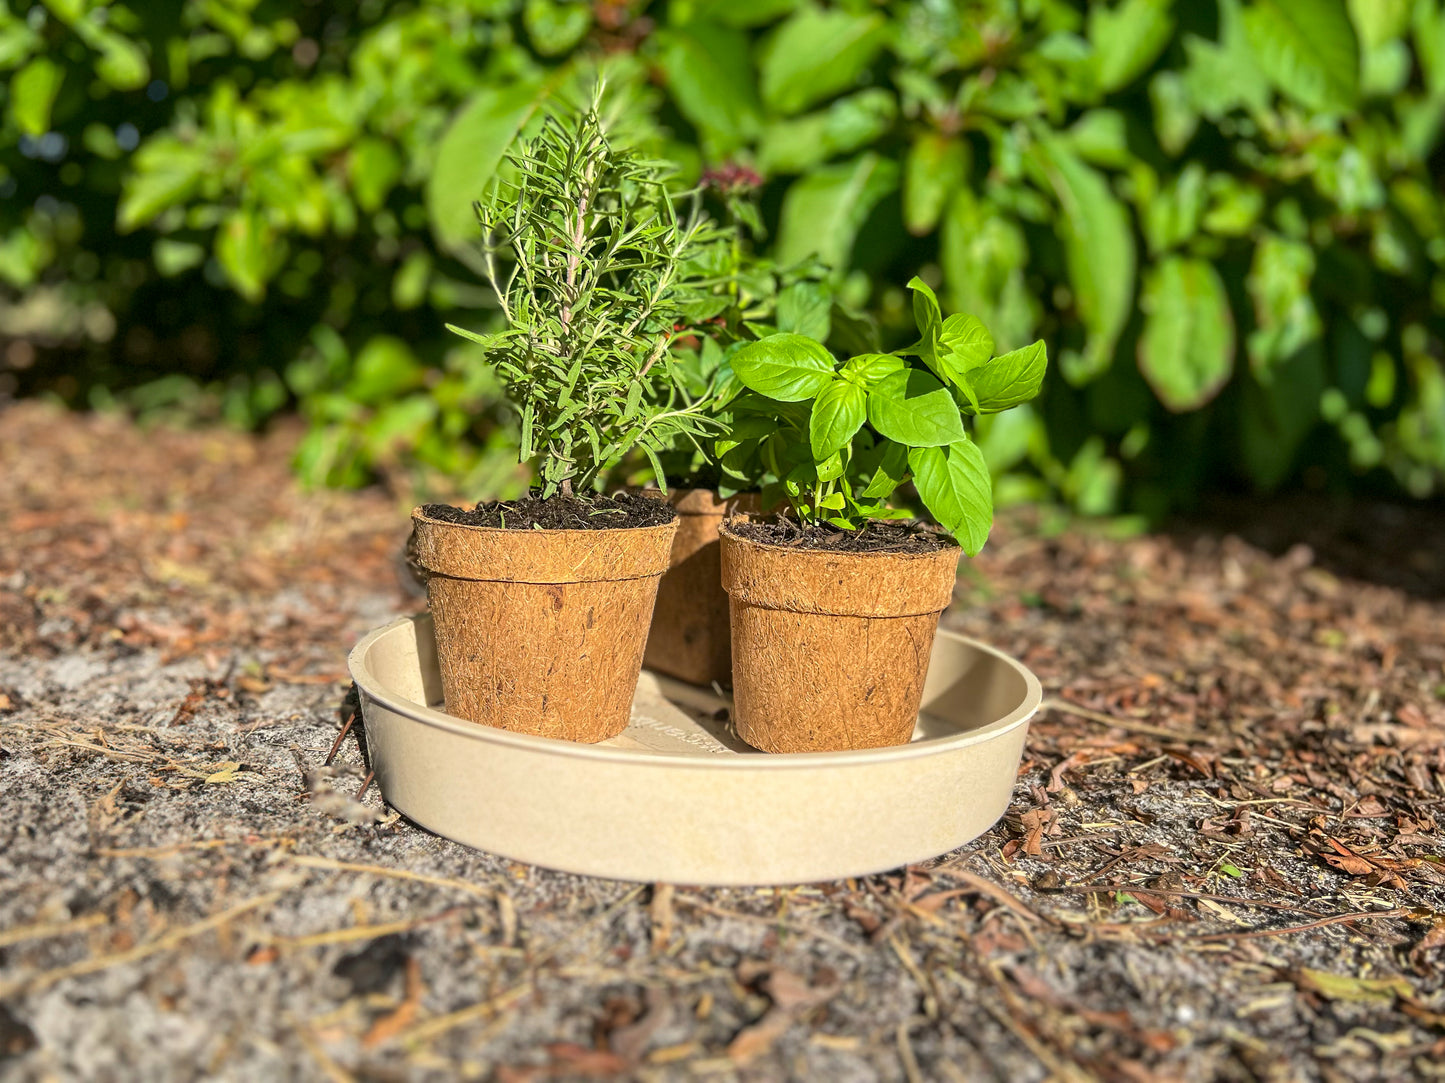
[642,489,759,687]
[719,520,962,753]
[411,509,676,743]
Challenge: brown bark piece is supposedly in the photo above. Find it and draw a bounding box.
[719,521,961,753]
[412,509,676,743]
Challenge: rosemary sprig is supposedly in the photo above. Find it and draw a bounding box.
[448,85,729,499]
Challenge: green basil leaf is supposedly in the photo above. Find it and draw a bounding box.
[861,440,910,499]
[906,275,943,352]
[841,352,906,387]
[715,416,776,457]
[909,438,993,556]
[809,378,868,459]
[730,333,836,401]
[815,450,845,482]
[934,313,995,386]
[969,340,1049,415]
[867,368,966,447]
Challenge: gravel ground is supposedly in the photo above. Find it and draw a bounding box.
[1,401,1443,1082]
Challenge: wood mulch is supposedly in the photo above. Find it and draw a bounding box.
[1,400,1442,1082]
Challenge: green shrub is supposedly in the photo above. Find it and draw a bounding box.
[3,0,1444,510]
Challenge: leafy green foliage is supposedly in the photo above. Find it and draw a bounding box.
[4,0,1445,512]
[721,279,1048,555]
[450,90,725,497]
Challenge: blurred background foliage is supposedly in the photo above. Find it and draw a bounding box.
[2,0,1444,516]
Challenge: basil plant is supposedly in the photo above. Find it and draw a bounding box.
[716,279,1047,556]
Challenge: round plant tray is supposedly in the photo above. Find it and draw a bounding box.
[348,614,1042,886]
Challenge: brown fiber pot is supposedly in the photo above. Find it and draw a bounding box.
[410,508,677,743]
[719,522,962,753]
[642,489,759,687]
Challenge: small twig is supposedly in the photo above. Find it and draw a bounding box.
[0,911,108,949]
[287,855,498,900]
[98,836,285,860]
[672,893,866,958]
[355,770,375,800]
[933,868,1054,927]
[1157,906,1414,943]
[1040,697,1210,743]
[0,891,283,999]
[896,1021,924,1083]
[397,884,646,1048]
[324,711,358,767]
[1053,883,1335,917]
[294,1022,358,1083]
[276,908,465,950]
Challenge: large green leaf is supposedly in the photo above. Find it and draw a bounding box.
[1247,234,1320,378]
[757,89,896,175]
[969,340,1049,415]
[427,79,550,252]
[349,138,402,213]
[759,6,887,115]
[1137,257,1234,412]
[841,352,906,387]
[216,209,272,302]
[731,334,836,401]
[1183,0,1271,117]
[903,133,968,236]
[1244,0,1360,112]
[939,314,994,374]
[776,153,899,268]
[10,57,63,136]
[775,281,832,340]
[523,0,592,56]
[861,440,909,499]
[867,368,966,447]
[809,378,867,458]
[1089,0,1176,93]
[909,438,993,556]
[691,0,801,28]
[1030,138,1136,386]
[654,23,761,153]
[940,190,1039,353]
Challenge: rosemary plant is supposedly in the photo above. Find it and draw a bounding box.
[448,88,726,499]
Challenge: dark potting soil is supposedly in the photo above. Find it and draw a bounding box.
[420,490,676,531]
[729,517,954,554]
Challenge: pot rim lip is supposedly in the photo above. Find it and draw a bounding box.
[411,506,679,536]
[348,615,1041,770]
[717,517,960,558]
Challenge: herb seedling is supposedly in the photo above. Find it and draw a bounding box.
[448,87,727,499]
[717,277,1048,555]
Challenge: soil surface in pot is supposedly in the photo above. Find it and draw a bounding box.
[729,516,952,554]
[419,490,675,531]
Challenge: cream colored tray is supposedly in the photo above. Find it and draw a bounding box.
[348,614,1041,885]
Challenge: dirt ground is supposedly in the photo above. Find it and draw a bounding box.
[1,400,1442,1083]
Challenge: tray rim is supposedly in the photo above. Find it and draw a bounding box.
[349,613,1043,771]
